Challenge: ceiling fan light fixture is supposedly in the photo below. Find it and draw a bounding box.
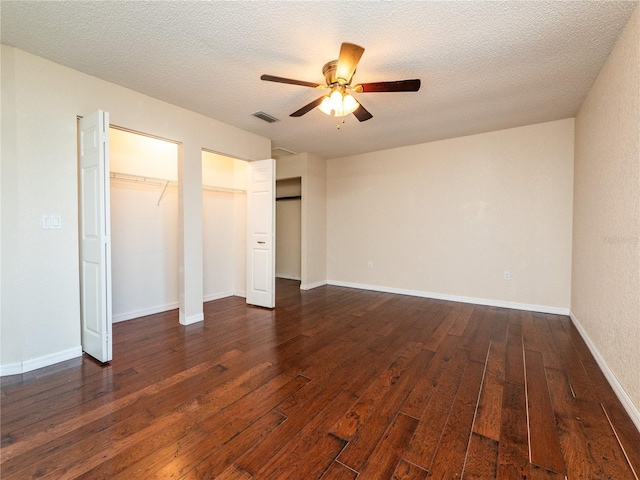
[318,88,359,117]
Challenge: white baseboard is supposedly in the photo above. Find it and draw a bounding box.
[114,293,237,322]
[180,312,204,325]
[234,290,246,298]
[0,346,82,377]
[326,280,570,315]
[570,310,640,432]
[300,280,327,291]
[276,274,301,281]
[0,362,23,376]
[113,302,179,323]
[203,291,234,303]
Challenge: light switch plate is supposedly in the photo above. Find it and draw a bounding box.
[42,215,62,230]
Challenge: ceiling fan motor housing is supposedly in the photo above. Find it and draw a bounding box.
[323,60,350,86]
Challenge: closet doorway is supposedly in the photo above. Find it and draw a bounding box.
[201,150,248,302]
[275,178,302,282]
[109,127,180,323]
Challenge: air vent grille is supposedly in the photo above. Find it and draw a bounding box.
[252,111,279,123]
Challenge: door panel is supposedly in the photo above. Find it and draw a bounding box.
[246,159,275,308]
[79,110,112,363]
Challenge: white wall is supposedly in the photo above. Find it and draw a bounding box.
[327,119,575,312]
[111,180,179,321]
[201,151,247,301]
[0,46,270,374]
[572,5,640,422]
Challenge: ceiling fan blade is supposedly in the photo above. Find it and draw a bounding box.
[356,79,421,93]
[336,42,364,83]
[353,103,373,122]
[261,74,321,88]
[290,96,325,117]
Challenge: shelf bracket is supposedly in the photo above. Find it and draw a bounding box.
[157,180,170,206]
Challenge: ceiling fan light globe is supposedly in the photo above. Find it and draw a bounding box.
[318,90,360,117]
[342,94,359,115]
[318,96,333,115]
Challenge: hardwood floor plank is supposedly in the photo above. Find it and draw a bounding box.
[178,411,287,480]
[335,349,433,471]
[545,368,638,479]
[233,344,372,475]
[491,308,509,343]
[505,322,525,385]
[524,349,567,475]
[252,390,357,478]
[402,348,470,470]
[2,280,638,479]
[462,432,499,479]
[1,410,155,480]
[422,305,460,351]
[529,465,566,479]
[332,343,425,440]
[399,335,457,419]
[546,314,597,402]
[391,459,429,480]
[447,304,475,336]
[215,464,253,480]
[497,380,531,479]
[319,461,358,480]
[270,433,347,480]
[112,373,304,479]
[1,356,229,460]
[472,340,506,441]
[356,413,419,479]
[428,359,486,478]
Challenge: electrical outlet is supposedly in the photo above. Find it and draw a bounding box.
[368,261,373,269]
[504,271,511,281]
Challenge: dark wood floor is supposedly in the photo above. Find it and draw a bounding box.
[1,279,639,479]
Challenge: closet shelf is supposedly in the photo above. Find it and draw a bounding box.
[110,171,246,195]
[110,171,176,186]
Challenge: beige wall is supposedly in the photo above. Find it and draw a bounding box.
[327,119,575,311]
[303,153,328,288]
[276,153,327,289]
[573,5,640,416]
[0,46,270,373]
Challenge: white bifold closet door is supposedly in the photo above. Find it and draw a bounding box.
[78,110,113,363]
[246,159,276,308]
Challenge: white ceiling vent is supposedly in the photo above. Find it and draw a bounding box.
[252,111,279,123]
[271,147,297,159]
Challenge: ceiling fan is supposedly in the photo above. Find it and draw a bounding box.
[261,42,421,122]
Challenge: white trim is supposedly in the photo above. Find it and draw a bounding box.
[112,302,179,323]
[276,274,301,281]
[326,280,570,315]
[0,362,23,377]
[203,291,234,303]
[234,290,246,298]
[0,346,82,377]
[300,280,327,291]
[181,313,204,326]
[569,310,640,432]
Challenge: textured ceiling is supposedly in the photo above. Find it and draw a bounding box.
[1,1,637,159]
